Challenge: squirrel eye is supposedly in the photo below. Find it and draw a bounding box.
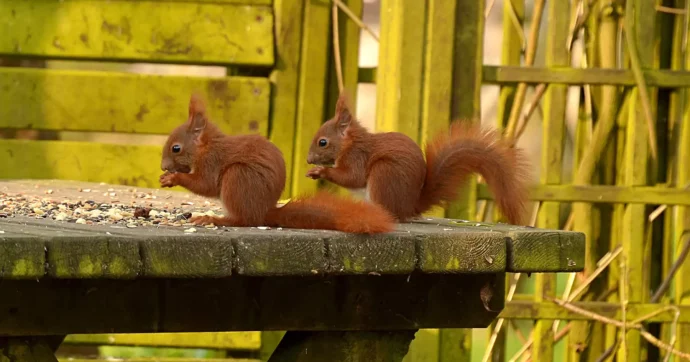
[318,139,328,147]
[172,145,181,153]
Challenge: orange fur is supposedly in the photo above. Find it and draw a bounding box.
[306,92,531,225]
[418,122,530,225]
[160,94,394,234]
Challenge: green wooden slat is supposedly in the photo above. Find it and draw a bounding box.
[0,140,162,188]
[0,67,269,136]
[618,0,656,359]
[483,65,690,87]
[269,0,306,200]
[375,0,426,139]
[501,301,690,324]
[290,0,331,197]
[0,1,273,65]
[63,332,261,350]
[491,0,525,359]
[476,184,690,206]
[532,0,568,359]
[673,0,690,354]
[359,65,690,87]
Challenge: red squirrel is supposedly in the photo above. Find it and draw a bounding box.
[305,93,530,225]
[159,94,395,234]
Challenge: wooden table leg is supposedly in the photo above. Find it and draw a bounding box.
[0,336,65,362]
[267,330,417,362]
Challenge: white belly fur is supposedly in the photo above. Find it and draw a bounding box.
[348,186,371,201]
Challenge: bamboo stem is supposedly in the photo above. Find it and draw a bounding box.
[623,0,658,161]
[332,0,379,42]
[332,2,344,93]
[651,232,690,302]
[504,0,546,140]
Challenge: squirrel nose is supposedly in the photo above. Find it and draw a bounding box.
[307,154,314,164]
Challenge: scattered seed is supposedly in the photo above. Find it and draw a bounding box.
[134,207,151,218]
[76,218,87,224]
[184,227,197,233]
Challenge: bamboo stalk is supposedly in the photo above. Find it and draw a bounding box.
[332,2,344,93]
[332,0,378,42]
[504,0,546,140]
[623,0,658,161]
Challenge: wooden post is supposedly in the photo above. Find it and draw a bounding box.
[532,0,568,360]
[289,0,332,196]
[271,0,307,199]
[375,0,426,139]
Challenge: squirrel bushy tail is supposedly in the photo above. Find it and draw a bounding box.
[415,122,530,225]
[265,191,395,234]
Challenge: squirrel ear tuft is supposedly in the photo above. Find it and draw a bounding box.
[188,93,207,120]
[335,91,353,134]
[187,93,208,134]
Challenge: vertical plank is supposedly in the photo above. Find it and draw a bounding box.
[322,0,363,198]
[496,0,525,129]
[445,0,484,221]
[290,0,332,196]
[673,0,690,354]
[417,0,458,219]
[375,0,426,138]
[490,1,524,359]
[270,0,307,199]
[619,0,656,359]
[532,0,568,360]
[570,0,618,359]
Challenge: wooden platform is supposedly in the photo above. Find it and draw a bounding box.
[0,180,585,361]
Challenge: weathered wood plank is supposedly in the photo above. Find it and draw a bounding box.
[533,0,569,358]
[501,301,690,324]
[416,219,584,272]
[0,140,163,188]
[0,1,273,65]
[63,332,261,350]
[269,0,306,199]
[290,0,331,196]
[0,180,584,278]
[375,0,426,140]
[0,67,270,135]
[620,0,655,358]
[327,233,417,274]
[0,275,503,335]
[483,65,690,87]
[361,65,690,88]
[477,183,690,206]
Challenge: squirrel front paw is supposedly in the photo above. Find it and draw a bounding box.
[306,166,326,179]
[159,172,178,188]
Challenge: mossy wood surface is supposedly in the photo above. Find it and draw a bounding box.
[0,1,273,65]
[0,180,583,279]
[0,141,164,188]
[63,332,261,350]
[268,0,305,200]
[0,67,270,135]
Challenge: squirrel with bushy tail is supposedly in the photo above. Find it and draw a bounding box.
[159,94,395,234]
[306,92,531,225]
